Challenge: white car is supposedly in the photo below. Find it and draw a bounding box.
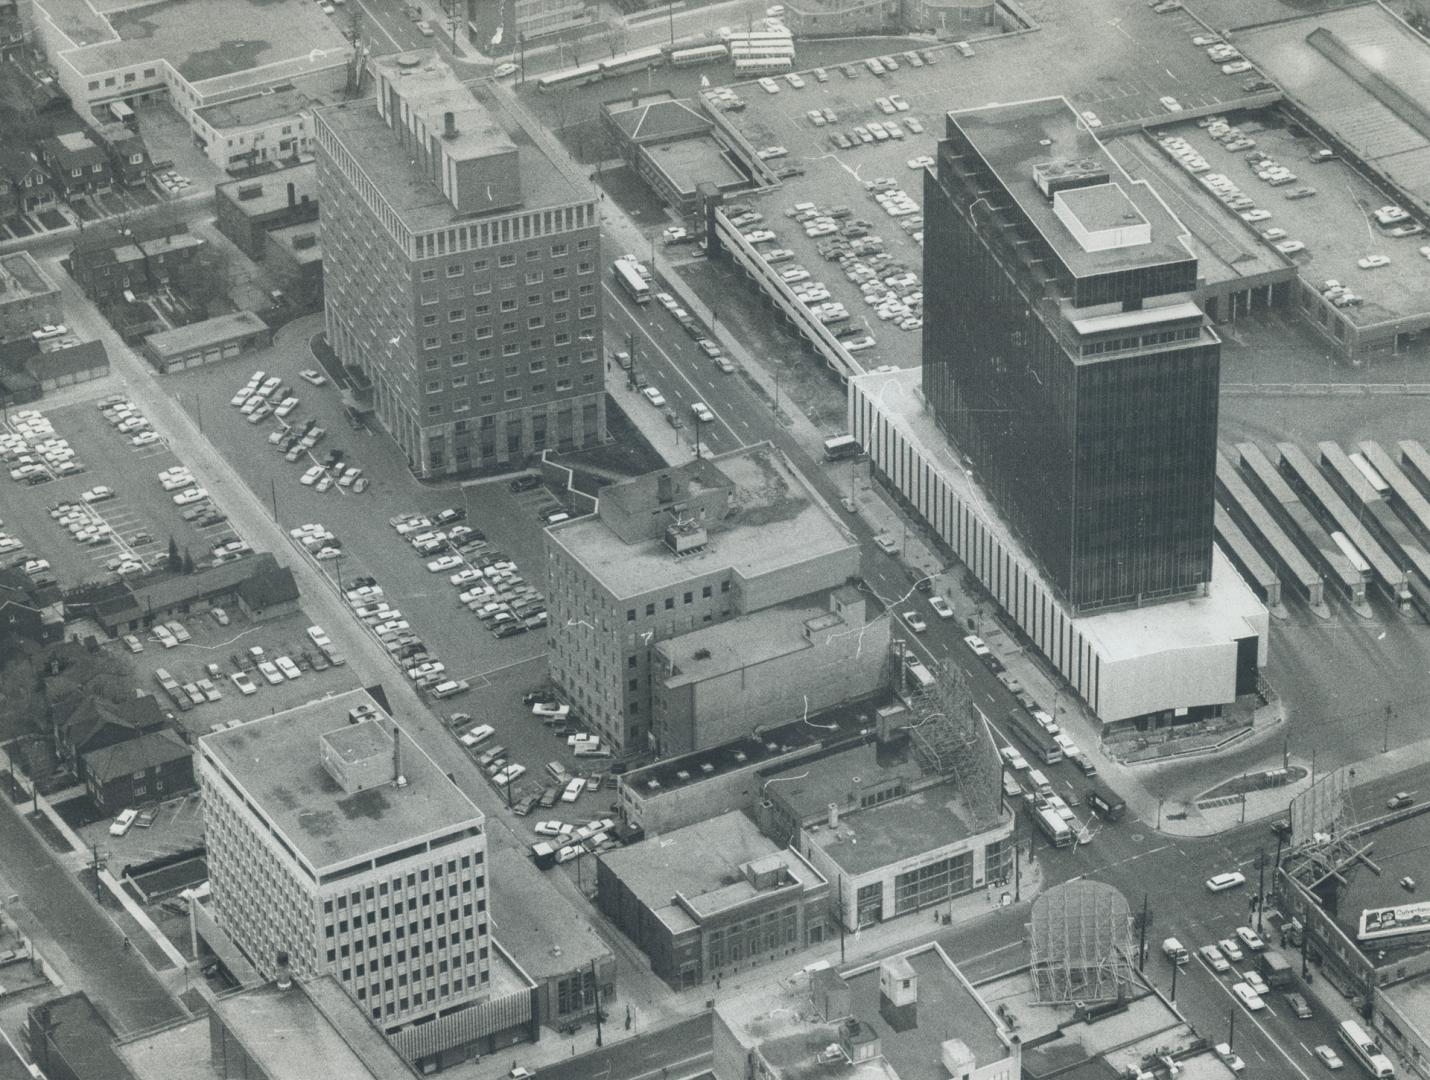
[494,62,518,78]
[1358,254,1390,269]
[307,625,332,648]
[1314,1046,1344,1070]
[1199,944,1230,973]
[257,660,284,685]
[493,763,526,787]
[275,655,302,680]
[274,396,299,418]
[1001,746,1029,771]
[300,466,323,486]
[758,77,780,94]
[81,486,115,503]
[534,820,570,837]
[691,402,715,424]
[299,368,327,386]
[929,596,955,619]
[1231,982,1265,1011]
[173,487,208,505]
[109,808,138,836]
[1218,938,1245,962]
[902,611,928,633]
[1215,1044,1245,1073]
[1275,240,1306,255]
[1235,925,1266,952]
[450,568,483,586]
[1206,871,1247,892]
[906,155,935,170]
[231,671,258,695]
[1159,95,1183,113]
[641,386,666,407]
[532,702,570,719]
[131,431,161,447]
[427,555,463,572]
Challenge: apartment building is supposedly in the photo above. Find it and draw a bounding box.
[544,444,859,754]
[315,51,605,478]
[197,690,495,1071]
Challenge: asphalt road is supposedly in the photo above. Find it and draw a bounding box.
[0,797,184,1035]
[534,1013,713,1080]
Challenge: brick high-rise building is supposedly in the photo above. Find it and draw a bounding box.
[197,691,491,1059]
[923,97,1220,614]
[315,52,605,477]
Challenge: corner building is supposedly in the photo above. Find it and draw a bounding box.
[315,52,605,477]
[198,691,496,1068]
[923,96,1220,614]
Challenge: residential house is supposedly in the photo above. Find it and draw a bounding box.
[234,561,299,621]
[67,221,204,305]
[0,149,55,217]
[88,552,293,634]
[93,123,152,187]
[82,728,194,813]
[0,568,64,642]
[53,692,167,770]
[42,131,113,197]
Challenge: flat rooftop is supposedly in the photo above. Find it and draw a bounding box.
[549,443,854,598]
[620,695,903,799]
[43,0,352,83]
[217,163,319,216]
[853,367,1267,662]
[599,810,823,933]
[0,252,57,300]
[145,311,269,359]
[1321,809,1430,961]
[644,136,748,199]
[199,688,484,874]
[806,779,978,875]
[979,970,1190,1059]
[1118,115,1430,326]
[949,97,1193,279]
[196,85,324,132]
[317,63,591,235]
[659,597,833,684]
[718,944,1009,1080]
[489,847,610,979]
[763,740,918,822]
[267,222,324,263]
[1235,3,1430,217]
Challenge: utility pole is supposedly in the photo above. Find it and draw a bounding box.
[1384,703,1392,753]
[1240,775,1248,824]
[591,958,604,1046]
[666,0,674,47]
[1228,1008,1235,1048]
[1137,892,1150,971]
[269,478,278,521]
[1170,956,1178,1003]
[1255,848,1267,934]
[90,842,103,902]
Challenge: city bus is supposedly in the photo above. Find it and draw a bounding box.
[1084,779,1127,822]
[612,258,650,305]
[730,42,796,61]
[670,43,727,66]
[733,56,794,75]
[598,46,665,80]
[1034,805,1073,848]
[536,63,602,91]
[1339,1021,1395,1078]
[1004,707,1063,765]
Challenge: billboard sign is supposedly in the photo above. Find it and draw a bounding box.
[1357,900,1430,942]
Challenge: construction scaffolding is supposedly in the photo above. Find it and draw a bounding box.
[902,647,1002,830]
[1028,881,1137,1005]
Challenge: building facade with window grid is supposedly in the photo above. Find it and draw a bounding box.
[198,691,495,1069]
[923,96,1220,615]
[315,51,605,478]
[543,446,859,754]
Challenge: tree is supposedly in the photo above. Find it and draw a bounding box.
[182,549,195,575]
[167,536,180,572]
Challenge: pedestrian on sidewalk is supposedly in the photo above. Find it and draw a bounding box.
[122,936,131,952]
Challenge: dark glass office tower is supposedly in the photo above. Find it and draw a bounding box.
[923,97,1220,614]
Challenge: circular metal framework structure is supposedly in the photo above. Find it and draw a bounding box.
[1028,880,1136,1005]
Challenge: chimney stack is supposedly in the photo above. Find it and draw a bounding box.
[286,181,295,207]
[393,723,407,787]
[275,950,293,989]
[443,111,457,139]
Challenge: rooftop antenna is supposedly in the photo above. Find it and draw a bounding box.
[393,722,407,788]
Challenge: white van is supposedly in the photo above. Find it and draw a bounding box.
[1162,937,1189,964]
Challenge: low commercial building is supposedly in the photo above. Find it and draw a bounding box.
[489,848,616,1030]
[713,944,1020,1080]
[601,92,748,214]
[758,739,1014,930]
[24,992,137,1080]
[511,0,593,38]
[1378,976,1430,1080]
[214,162,319,259]
[596,810,830,988]
[545,445,860,754]
[782,0,899,35]
[89,551,295,634]
[81,727,193,813]
[28,339,110,392]
[142,310,273,374]
[0,252,61,343]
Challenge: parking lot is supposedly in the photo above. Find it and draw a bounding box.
[163,318,565,704]
[1138,113,1430,325]
[1,399,244,586]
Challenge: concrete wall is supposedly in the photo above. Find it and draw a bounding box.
[618,744,824,833]
[736,544,862,615]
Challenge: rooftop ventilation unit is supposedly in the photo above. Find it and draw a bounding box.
[1033,157,1108,200]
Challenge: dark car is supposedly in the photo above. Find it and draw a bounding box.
[350,576,378,589]
[509,474,543,493]
[434,507,466,526]
[1388,792,1414,810]
[495,622,529,639]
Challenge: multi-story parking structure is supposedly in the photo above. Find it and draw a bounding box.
[316,51,605,477]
